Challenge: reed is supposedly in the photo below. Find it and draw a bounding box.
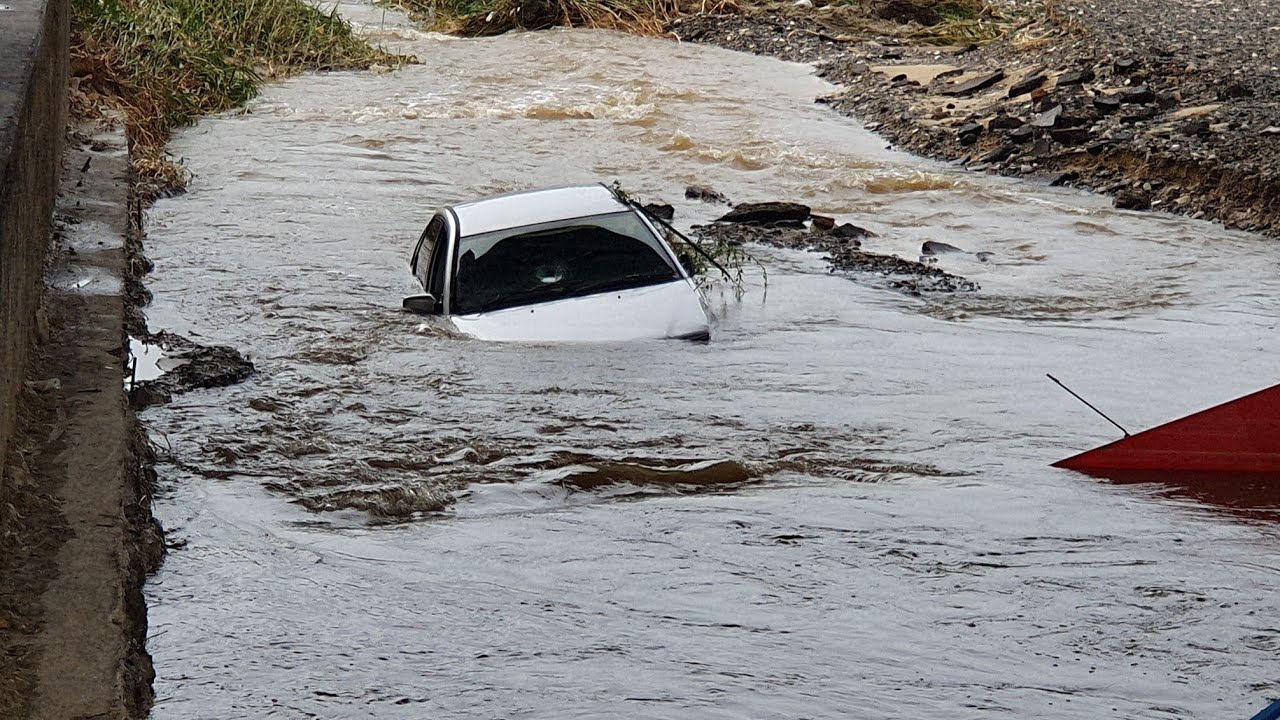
[70,0,400,191]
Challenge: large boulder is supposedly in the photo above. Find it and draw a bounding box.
[715,202,812,225]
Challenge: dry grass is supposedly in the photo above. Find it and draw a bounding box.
[900,0,1029,45]
[386,0,686,35]
[70,0,402,193]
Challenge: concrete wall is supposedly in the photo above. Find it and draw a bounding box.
[0,0,68,480]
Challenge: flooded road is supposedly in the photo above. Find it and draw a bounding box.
[141,4,1280,718]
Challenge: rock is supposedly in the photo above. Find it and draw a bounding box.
[1007,126,1035,143]
[1056,114,1092,128]
[1029,105,1063,128]
[642,203,675,221]
[832,222,875,239]
[685,185,730,204]
[981,144,1016,163]
[715,202,811,225]
[1120,85,1155,104]
[989,114,1024,130]
[1170,103,1220,119]
[1114,58,1139,74]
[1179,119,1210,136]
[1262,126,1280,136]
[811,214,836,231]
[1056,68,1095,86]
[1217,82,1253,100]
[1156,93,1178,110]
[1007,73,1046,98]
[1114,190,1151,210]
[940,70,1005,97]
[921,241,965,254]
[1120,106,1159,123]
[1093,95,1122,114]
[1051,127,1091,146]
[957,122,983,145]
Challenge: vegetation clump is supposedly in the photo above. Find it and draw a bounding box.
[70,0,400,191]
[386,0,686,35]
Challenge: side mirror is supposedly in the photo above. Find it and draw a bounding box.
[678,252,697,277]
[402,294,440,315]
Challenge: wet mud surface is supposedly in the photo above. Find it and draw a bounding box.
[137,4,1280,718]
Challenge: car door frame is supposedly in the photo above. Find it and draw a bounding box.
[410,212,459,314]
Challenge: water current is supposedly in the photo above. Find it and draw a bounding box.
[141,4,1280,717]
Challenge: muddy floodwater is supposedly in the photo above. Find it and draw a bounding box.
[141,4,1280,718]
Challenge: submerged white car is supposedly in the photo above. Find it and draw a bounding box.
[403,184,711,342]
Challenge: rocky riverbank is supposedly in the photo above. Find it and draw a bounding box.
[672,0,1280,236]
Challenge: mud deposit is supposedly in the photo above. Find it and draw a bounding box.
[140,4,1280,718]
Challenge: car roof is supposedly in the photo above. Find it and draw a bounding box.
[448,184,630,237]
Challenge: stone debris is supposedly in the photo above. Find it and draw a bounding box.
[684,185,731,204]
[694,220,978,296]
[675,0,1280,235]
[714,201,811,225]
[938,70,1005,97]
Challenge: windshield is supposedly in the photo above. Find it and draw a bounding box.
[451,211,681,315]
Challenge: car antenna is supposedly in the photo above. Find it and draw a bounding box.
[1046,373,1131,437]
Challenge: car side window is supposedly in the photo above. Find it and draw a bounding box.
[425,223,450,300]
[413,216,445,288]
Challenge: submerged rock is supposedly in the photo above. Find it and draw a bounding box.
[685,185,731,204]
[832,222,876,240]
[642,203,675,220]
[921,240,966,254]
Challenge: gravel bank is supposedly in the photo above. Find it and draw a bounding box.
[672,0,1280,236]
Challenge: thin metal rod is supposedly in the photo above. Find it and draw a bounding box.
[1047,374,1130,437]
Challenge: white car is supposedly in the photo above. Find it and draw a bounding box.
[403,184,712,342]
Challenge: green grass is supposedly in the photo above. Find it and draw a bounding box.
[71,0,400,188]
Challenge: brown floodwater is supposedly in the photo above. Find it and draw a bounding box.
[141,4,1280,718]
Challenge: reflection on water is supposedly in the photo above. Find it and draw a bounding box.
[142,3,1280,718]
